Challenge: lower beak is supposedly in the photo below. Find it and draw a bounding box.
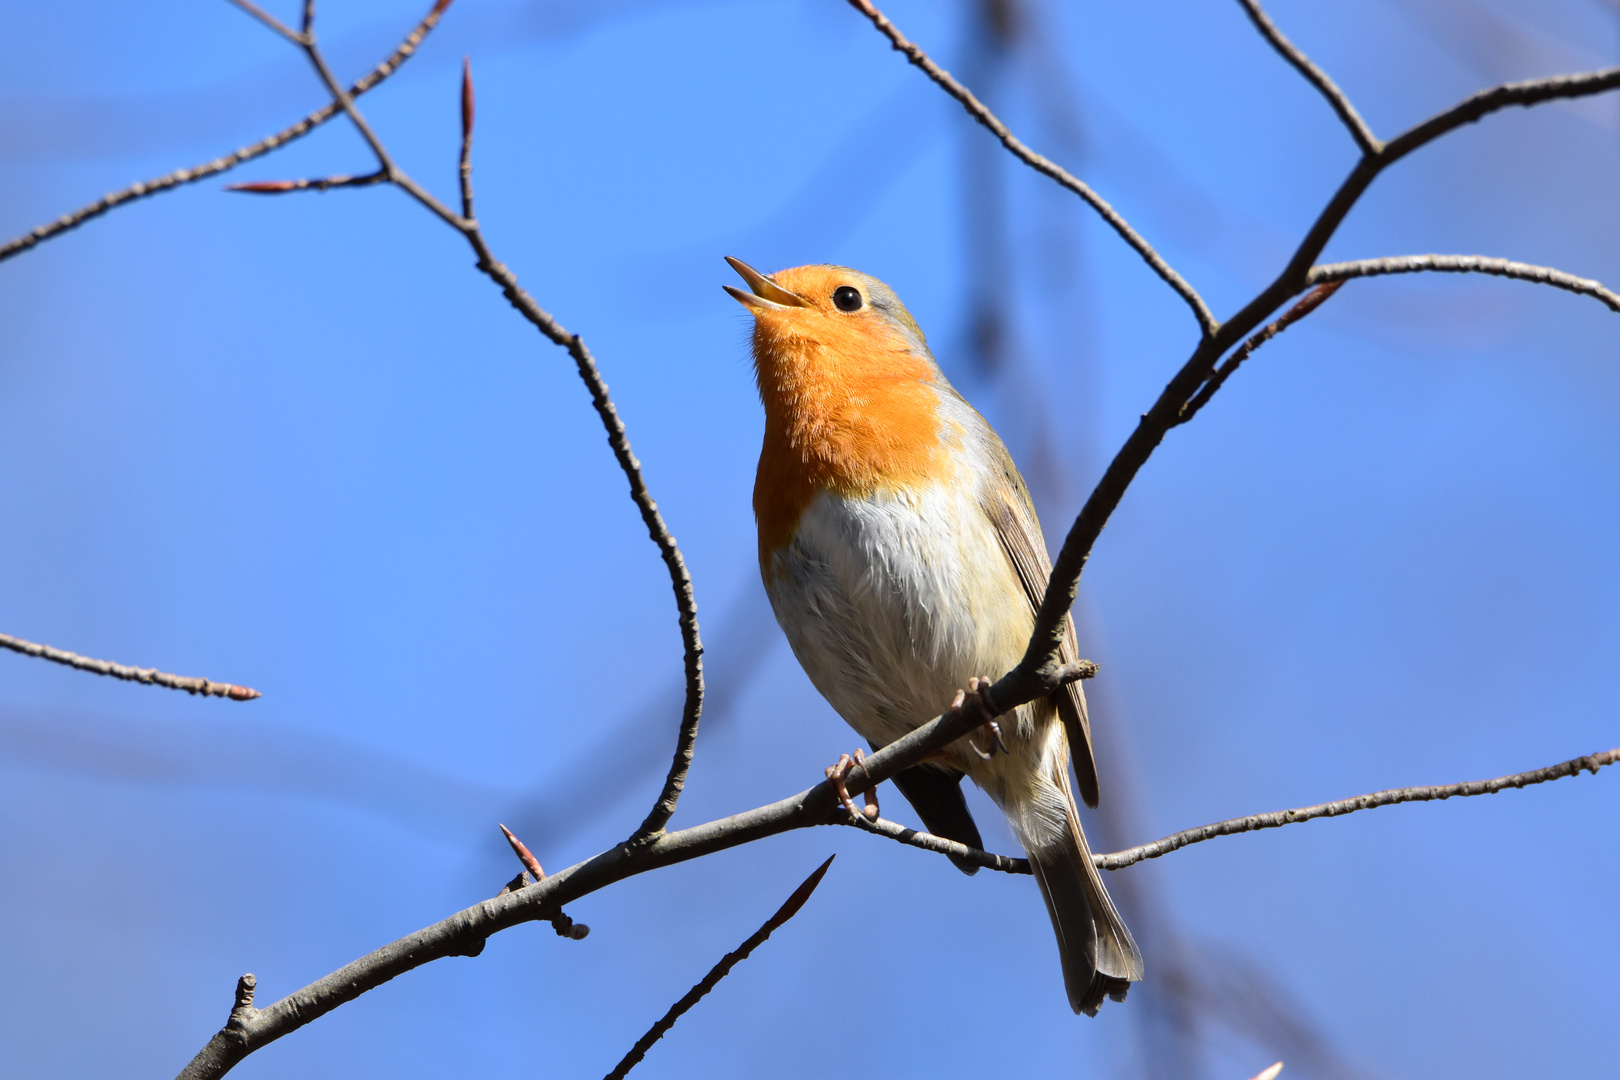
[724,256,809,312]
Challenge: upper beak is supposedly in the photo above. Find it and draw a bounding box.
[724,256,809,312]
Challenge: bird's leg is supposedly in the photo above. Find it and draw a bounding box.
[963,676,1009,759]
[824,751,879,821]
[854,747,880,820]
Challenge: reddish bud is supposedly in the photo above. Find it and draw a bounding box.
[461,57,475,141]
[498,823,544,881]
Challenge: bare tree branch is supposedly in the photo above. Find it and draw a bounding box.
[843,0,1217,338]
[1233,0,1380,155]
[1093,746,1620,870]
[175,728,1614,1078]
[224,0,306,44]
[0,0,451,265]
[1308,255,1620,313]
[849,745,1620,873]
[603,856,835,1080]
[0,631,260,701]
[843,814,1032,875]
[223,3,706,844]
[173,661,1095,1078]
[1175,281,1344,427]
[227,171,387,193]
[1006,58,1620,701]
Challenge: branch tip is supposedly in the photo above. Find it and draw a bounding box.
[499,823,545,881]
[461,57,475,140]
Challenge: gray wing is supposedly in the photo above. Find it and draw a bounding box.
[980,439,1101,808]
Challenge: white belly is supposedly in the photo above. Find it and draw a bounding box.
[762,479,1033,751]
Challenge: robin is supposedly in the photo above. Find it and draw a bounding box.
[724,257,1142,1016]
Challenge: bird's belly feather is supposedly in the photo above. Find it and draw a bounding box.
[763,482,1031,750]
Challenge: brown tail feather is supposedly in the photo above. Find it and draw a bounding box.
[1028,767,1144,1016]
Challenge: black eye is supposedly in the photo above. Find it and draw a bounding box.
[832,285,863,312]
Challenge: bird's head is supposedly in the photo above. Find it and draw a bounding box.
[723,257,936,388]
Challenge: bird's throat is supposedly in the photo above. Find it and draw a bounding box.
[751,324,949,572]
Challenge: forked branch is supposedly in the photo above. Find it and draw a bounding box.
[223,3,705,843]
[842,0,1216,337]
[0,0,452,264]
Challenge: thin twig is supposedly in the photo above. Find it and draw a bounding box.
[602,856,835,1080]
[847,745,1620,872]
[842,814,1031,875]
[1232,0,1379,155]
[843,0,1216,338]
[1094,746,1620,870]
[1175,281,1343,427]
[225,5,706,844]
[227,171,387,194]
[224,0,306,43]
[0,631,260,701]
[459,57,475,221]
[175,735,1614,1078]
[0,0,451,265]
[1308,255,1620,313]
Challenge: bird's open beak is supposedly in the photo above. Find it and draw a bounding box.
[724,256,808,312]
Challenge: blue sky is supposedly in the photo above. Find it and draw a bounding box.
[1,1,1617,1077]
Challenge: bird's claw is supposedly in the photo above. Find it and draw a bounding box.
[957,676,1008,759]
[825,748,880,821]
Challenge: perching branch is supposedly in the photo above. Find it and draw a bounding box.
[842,0,1217,339]
[223,4,705,844]
[0,631,260,701]
[173,662,1096,1079]
[603,856,835,1080]
[980,31,1620,697]
[0,0,451,265]
[175,725,1614,1078]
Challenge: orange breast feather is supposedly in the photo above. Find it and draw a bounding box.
[752,301,950,570]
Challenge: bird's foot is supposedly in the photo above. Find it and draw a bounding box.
[955,676,1009,760]
[825,748,880,821]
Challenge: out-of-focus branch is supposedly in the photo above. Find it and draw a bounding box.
[0,0,451,265]
[603,856,834,1080]
[1094,746,1620,870]
[843,0,1217,338]
[1233,0,1379,155]
[176,730,1613,1078]
[225,2,706,845]
[1308,255,1620,313]
[0,631,260,701]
